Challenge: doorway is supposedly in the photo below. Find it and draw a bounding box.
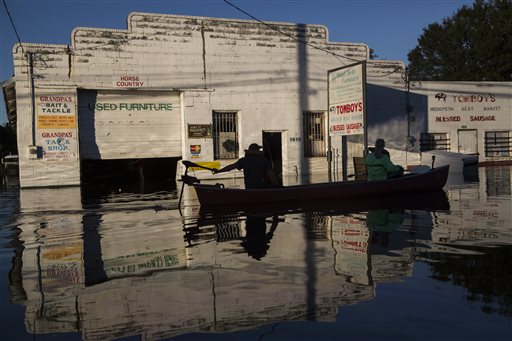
[262,132,283,185]
[458,129,478,154]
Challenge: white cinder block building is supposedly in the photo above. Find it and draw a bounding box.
[2,12,510,188]
[410,81,511,163]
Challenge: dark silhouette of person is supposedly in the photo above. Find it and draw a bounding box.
[241,215,279,260]
[366,209,403,247]
[214,143,279,189]
[365,138,404,181]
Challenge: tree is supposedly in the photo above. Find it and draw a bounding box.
[369,48,378,60]
[408,0,512,81]
[0,123,17,157]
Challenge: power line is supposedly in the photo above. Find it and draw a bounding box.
[2,0,25,55]
[223,0,360,63]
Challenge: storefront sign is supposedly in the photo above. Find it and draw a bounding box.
[188,124,212,138]
[91,103,173,111]
[37,93,77,129]
[40,130,77,161]
[429,91,507,126]
[328,62,366,136]
[113,75,147,88]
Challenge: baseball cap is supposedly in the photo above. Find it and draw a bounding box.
[248,143,262,151]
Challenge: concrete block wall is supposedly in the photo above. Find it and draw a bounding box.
[13,12,407,187]
[12,44,80,187]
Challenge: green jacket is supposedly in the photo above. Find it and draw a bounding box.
[364,153,401,181]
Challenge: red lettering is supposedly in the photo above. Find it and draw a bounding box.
[470,115,495,121]
[435,116,461,122]
[39,96,73,103]
[452,94,496,103]
[331,124,345,131]
[346,123,362,130]
[41,132,73,138]
[120,75,139,81]
[335,101,363,114]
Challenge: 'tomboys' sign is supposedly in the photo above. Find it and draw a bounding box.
[429,91,505,126]
[328,62,366,136]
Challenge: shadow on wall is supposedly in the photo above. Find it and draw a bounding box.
[297,23,311,184]
[77,89,101,159]
[366,83,428,153]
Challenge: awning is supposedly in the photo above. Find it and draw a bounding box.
[1,77,16,127]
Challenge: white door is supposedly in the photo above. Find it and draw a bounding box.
[458,129,478,154]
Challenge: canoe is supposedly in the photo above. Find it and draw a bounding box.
[191,165,450,208]
[191,189,450,225]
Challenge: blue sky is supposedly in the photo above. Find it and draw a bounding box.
[0,0,473,124]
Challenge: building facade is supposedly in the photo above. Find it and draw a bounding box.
[3,12,510,188]
[410,81,511,164]
[2,12,409,188]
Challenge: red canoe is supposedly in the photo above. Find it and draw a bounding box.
[191,165,450,208]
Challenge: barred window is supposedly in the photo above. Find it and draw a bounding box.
[485,131,511,157]
[420,132,449,151]
[213,111,239,159]
[303,112,326,157]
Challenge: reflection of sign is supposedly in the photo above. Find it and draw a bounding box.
[104,248,185,278]
[42,242,83,289]
[188,124,212,138]
[332,214,371,285]
[40,130,76,161]
[328,62,366,136]
[37,93,77,128]
[190,145,201,157]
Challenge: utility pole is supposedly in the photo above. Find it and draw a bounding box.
[405,66,411,166]
[29,51,36,147]
[402,66,421,167]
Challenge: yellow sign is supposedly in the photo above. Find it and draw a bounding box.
[189,161,220,171]
[38,115,76,128]
[37,93,77,128]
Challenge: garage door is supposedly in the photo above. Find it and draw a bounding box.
[78,90,181,160]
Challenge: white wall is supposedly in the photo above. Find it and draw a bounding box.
[411,81,512,163]
[12,12,407,187]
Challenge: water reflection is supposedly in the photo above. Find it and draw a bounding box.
[3,166,512,340]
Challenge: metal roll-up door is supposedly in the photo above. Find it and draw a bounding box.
[78,90,181,160]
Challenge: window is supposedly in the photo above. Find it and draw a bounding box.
[303,112,326,157]
[213,111,239,159]
[420,133,449,151]
[485,131,511,157]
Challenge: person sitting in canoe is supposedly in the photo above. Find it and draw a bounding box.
[365,138,404,181]
[213,143,279,189]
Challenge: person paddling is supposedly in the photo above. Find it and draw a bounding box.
[214,143,279,189]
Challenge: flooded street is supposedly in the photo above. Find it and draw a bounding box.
[0,166,511,341]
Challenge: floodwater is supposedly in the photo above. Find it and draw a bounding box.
[0,166,511,341]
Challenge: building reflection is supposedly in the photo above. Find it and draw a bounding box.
[432,166,512,247]
[7,168,512,340]
[485,166,511,196]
